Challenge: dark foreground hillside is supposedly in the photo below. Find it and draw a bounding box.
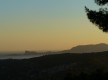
[1,52,108,80]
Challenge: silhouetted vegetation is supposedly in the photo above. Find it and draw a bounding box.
[85,0,108,32]
[1,52,108,80]
[64,69,108,80]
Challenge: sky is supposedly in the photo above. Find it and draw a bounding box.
[0,0,108,52]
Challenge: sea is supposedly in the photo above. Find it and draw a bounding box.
[0,52,47,59]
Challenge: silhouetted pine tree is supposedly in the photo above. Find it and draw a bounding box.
[85,0,108,32]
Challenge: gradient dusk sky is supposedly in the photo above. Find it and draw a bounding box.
[0,0,108,52]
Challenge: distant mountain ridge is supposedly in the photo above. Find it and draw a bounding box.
[60,43,108,53]
[24,43,108,54]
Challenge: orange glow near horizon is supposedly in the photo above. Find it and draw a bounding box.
[0,0,108,52]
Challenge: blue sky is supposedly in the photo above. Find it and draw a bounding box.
[0,0,107,52]
[0,0,96,18]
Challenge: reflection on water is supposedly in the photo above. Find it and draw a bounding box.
[0,53,45,59]
[0,51,57,59]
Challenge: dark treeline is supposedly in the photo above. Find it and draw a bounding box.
[1,51,108,80]
[64,69,108,80]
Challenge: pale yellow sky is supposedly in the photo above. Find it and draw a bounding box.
[0,18,108,52]
[0,0,108,52]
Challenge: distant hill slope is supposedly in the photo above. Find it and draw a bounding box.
[60,43,108,53]
[22,43,108,55]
